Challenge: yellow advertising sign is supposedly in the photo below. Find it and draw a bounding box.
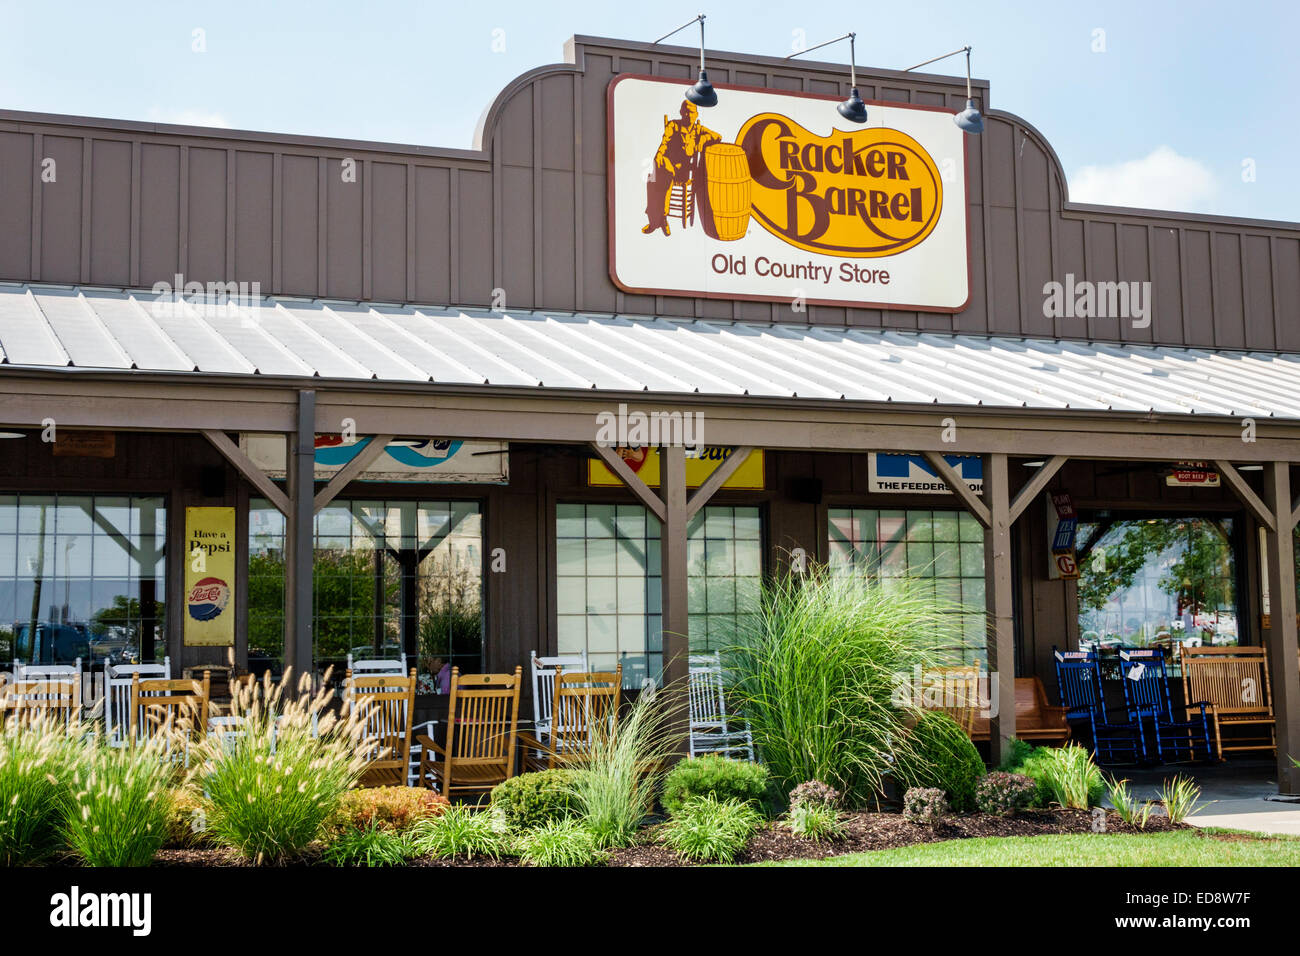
[588,447,764,489]
[737,115,942,257]
[184,507,236,647]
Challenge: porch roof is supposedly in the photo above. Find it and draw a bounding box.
[2,281,1299,420]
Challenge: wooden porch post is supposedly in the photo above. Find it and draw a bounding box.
[983,452,1016,766]
[1262,461,1300,794]
[660,445,689,697]
[284,390,315,686]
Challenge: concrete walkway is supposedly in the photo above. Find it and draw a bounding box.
[1117,761,1300,837]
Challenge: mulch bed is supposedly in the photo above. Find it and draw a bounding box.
[147,809,1189,867]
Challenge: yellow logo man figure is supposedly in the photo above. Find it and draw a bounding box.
[643,100,721,236]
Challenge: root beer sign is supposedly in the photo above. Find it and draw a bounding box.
[608,75,969,311]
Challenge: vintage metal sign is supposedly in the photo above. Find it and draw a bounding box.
[184,507,236,647]
[587,446,765,489]
[607,75,969,311]
[868,453,982,494]
[240,435,509,484]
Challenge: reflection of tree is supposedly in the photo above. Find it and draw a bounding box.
[90,595,166,637]
[1079,518,1233,623]
[416,551,482,664]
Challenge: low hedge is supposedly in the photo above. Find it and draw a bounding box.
[893,711,986,812]
[660,755,769,818]
[490,770,585,831]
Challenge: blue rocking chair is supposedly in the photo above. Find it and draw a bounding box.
[1053,648,1145,764]
[1118,648,1215,763]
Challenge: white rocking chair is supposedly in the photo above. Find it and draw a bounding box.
[529,650,589,752]
[104,658,171,747]
[688,652,755,761]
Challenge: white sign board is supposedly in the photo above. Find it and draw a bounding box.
[608,75,970,311]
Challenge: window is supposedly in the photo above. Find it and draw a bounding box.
[248,499,483,684]
[688,505,763,653]
[556,503,764,688]
[828,508,986,663]
[1077,517,1238,666]
[0,494,166,667]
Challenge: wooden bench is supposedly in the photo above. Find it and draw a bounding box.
[970,676,1070,745]
[1179,645,1275,756]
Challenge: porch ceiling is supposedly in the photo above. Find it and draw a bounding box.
[4,282,1300,420]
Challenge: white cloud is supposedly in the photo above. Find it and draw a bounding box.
[145,107,233,129]
[1070,146,1217,214]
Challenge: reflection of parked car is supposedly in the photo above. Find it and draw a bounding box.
[12,621,91,665]
[89,628,138,666]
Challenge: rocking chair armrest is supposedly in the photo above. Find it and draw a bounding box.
[516,731,552,755]
[416,734,446,757]
[1185,701,1212,717]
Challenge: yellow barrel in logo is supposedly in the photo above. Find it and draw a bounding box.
[703,144,752,241]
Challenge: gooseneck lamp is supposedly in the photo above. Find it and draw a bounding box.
[655,14,718,107]
[787,32,867,124]
[903,45,984,134]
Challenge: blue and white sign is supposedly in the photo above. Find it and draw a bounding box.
[868,453,983,495]
[240,434,509,484]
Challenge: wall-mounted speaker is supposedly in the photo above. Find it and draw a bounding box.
[787,476,823,505]
[200,466,226,499]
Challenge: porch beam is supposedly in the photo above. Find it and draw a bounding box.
[588,443,666,522]
[312,434,395,514]
[202,429,290,516]
[983,452,1016,766]
[1009,455,1068,523]
[922,451,990,527]
[1214,460,1275,531]
[1262,462,1300,794]
[284,391,316,685]
[685,446,754,519]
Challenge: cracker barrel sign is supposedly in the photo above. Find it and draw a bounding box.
[608,75,969,311]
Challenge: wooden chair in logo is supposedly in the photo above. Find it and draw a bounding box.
[344,669,418,788]
[416,667,522,799]
[1179,645,1275,756]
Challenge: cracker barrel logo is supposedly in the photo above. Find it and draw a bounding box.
[641,101,942,258]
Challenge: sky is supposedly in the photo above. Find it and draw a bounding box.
[0,0,1294,222]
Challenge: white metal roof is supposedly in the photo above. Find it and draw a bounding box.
[2,282,1299,419]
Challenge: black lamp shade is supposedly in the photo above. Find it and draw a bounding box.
[837,88,867,124]
[685,69,718,107]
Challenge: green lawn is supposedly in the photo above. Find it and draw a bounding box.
[752,830,1300,867]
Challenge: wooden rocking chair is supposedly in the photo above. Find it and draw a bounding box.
[416,667,522,800]
[518,665,621,772]
[131,672,210,764]
[345,669,418,788]
[2,674,82,729]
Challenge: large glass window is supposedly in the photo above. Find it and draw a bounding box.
[1077,517,1238,664]
[828,508,986,663]
[0,494,166,667]
[556,503,763,688]
[248,499,483,685]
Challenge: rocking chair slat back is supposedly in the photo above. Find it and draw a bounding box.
[346,669,417,788]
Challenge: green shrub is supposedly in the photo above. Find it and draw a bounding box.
[902,787,948,826]
[662,795,763,863]
[409,804,512,860]
[330,786,450,834]
[1011,744,1103,810]
[997,738,1037,772]
[189,671,366,864]
[322,821,416,866]
[789,801,845,841]
[64,740,174,867]
[974,771,1036,816]
[0,717,85,864]
[728,567,959,805]
[789,780,841,810]
[1003,744,1104,809]
[660,756,769,818]
[490,770,585,831]
[570,690,680,850]
[1106,777,1153,828]
[1159,775,1203,824]
[516,819,608,867]
[893,710,986,811]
